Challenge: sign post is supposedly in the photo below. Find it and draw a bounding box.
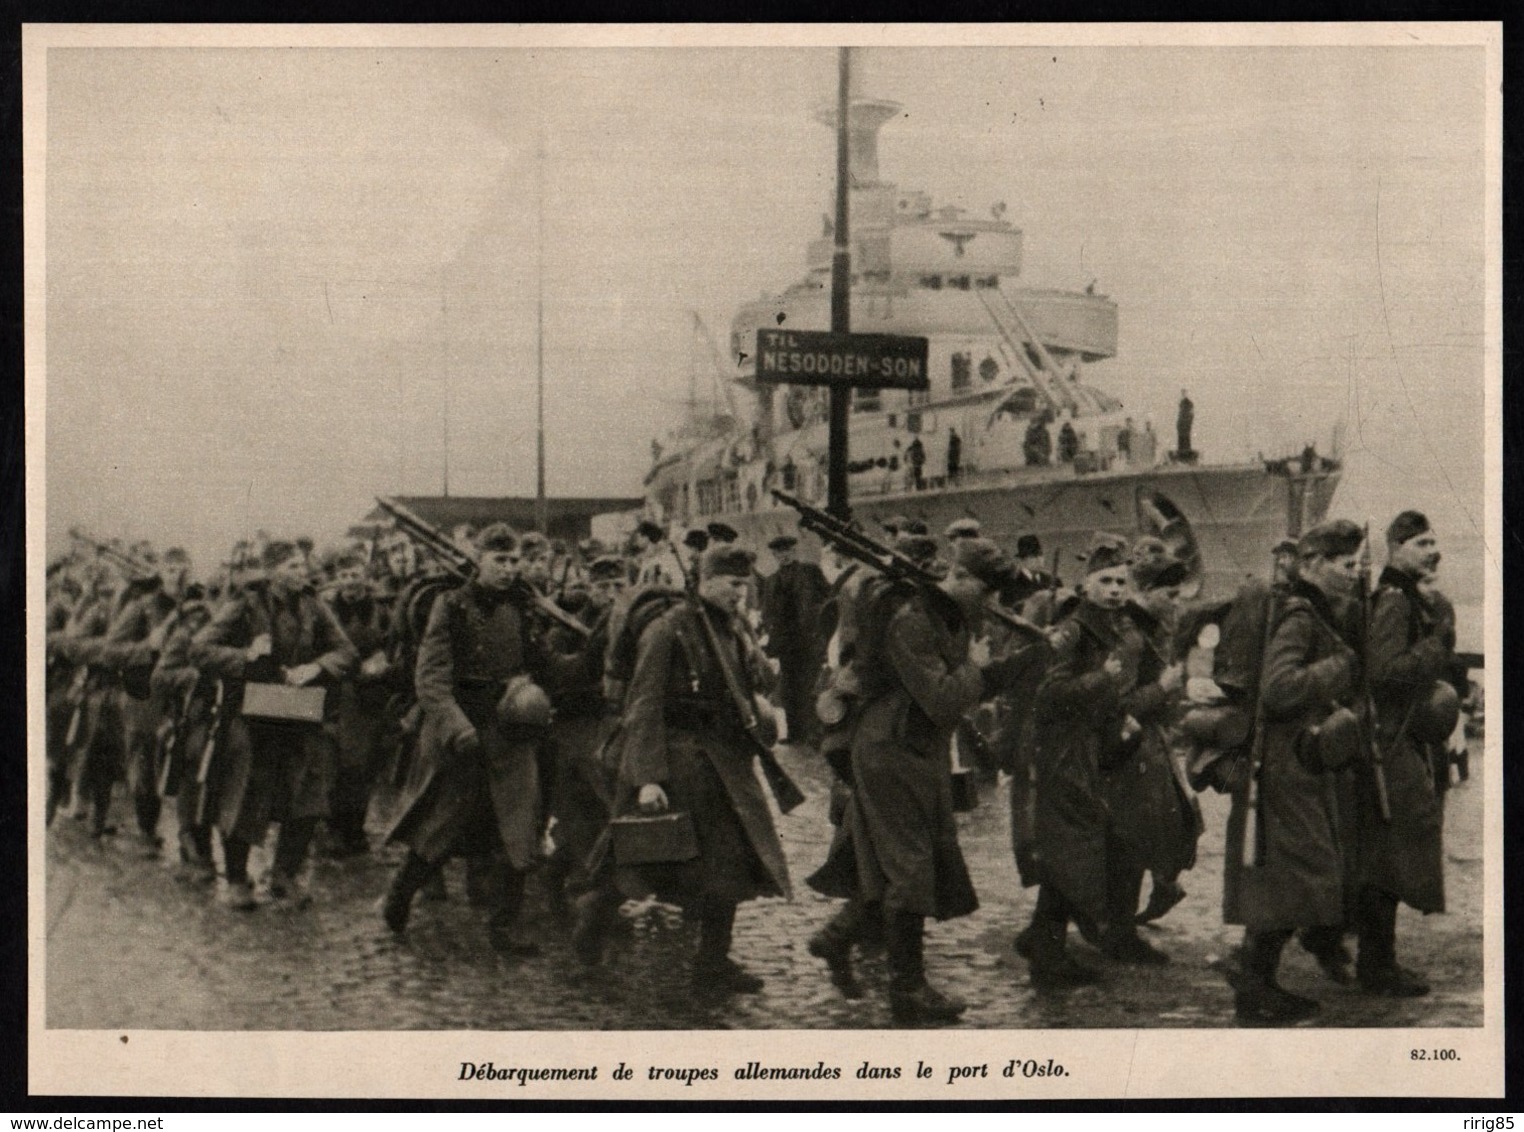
[754,330,930,390]
[827,47,853,521]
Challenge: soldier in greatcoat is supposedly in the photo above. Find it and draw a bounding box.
[323,550,395,857]
[47,570,125,838]
[97,547,193,855]
[380,524,554,955]
[189,540,357,909]
[757,534,828,747]
[540,554,626,911]
[148,590,218,883]
[1097,539,1200,954]
[1347,510,1452,996]
[815,539,1020,1023]
[1017,535,1132,987]
[572,545,790,1000]
[1224,518,1363,1024]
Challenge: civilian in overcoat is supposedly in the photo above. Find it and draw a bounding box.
[758,534,828,745]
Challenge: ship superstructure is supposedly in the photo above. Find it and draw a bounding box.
[644,88,1339,598]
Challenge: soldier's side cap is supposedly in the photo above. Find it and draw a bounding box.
[706,521,739,542]
[894,532,940,565]
[329,549,365,572]
[588,556,625,583]
[900,519,930,537]
[1078,532,1129,574]
[261,540,301,569]
[881,515,910,533]
[635,519,666,542]
[161,546,190,564]
[1015,533,1043,558]
[683,528,711,551]
[1272,538,1298,556]
[945,518,982,540]
[700,545,754,579]
[951,537,1014,589]
[767,534,799,552]
[1297,519,1363,559]
[1386,510,1431,546]
[475,523,520,554]
[519,531,550,558]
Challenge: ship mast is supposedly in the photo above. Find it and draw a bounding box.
[534,128,548,535]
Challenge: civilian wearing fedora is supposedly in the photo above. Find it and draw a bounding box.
[381,526,559,954]
[1003,534,1060,612]
[190,540,358,909]
[633,520,684,589]
[1224,519,1364,1024]
[1340,511,1452,997]
[758,535,829,746]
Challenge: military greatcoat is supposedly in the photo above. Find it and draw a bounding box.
[386,580,546,869]
[614,598,790,907]
[189,581,357,844]
[843,587,981,920]
[1359,565,1451,913]
[1222,578,1357,930]
[1025,599,1162,926]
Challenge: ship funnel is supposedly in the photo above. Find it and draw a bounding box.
[812,95,902,187]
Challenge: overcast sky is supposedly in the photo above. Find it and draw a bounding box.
[41,38,1490,607]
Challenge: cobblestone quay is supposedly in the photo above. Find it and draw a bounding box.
[45,740,1484,1030]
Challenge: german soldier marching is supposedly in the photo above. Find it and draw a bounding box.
[381,523,555,955]
[572,543,791,1001]
[1224,518,1364,1024]
[189,539,358,909]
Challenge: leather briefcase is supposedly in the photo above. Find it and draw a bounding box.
[610,812,699,866]
[241,683,326,724]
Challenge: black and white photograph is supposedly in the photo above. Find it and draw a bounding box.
[26,23,1502,1100]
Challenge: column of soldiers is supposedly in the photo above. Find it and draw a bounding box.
[44,506,1464,1027]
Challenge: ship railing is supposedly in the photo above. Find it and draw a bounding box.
[977,288,1075,417]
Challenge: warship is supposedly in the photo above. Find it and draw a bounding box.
[643,86,1340,599]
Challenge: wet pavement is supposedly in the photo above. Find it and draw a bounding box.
[44,740,1485,1031]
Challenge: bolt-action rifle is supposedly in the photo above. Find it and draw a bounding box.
[69,528,158,583]
[772,490,1048,645]
[375,496,590,640]
[1358,521,1393,822]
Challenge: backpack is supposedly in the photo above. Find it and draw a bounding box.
[1177,577,1284,792]
[602,585,689,708]
[815,574,918,779]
